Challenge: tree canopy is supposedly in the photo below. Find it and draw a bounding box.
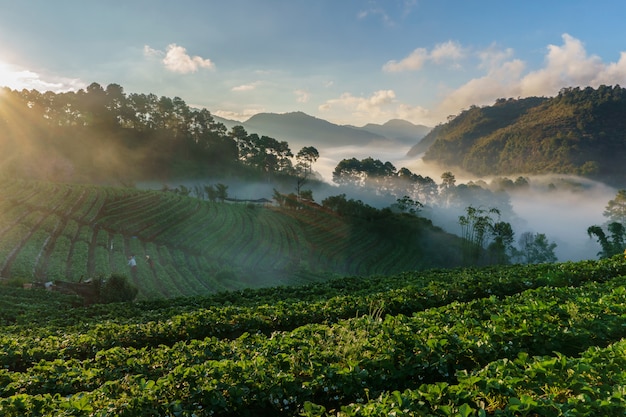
[415,85,626,186]
[0,83,317,184]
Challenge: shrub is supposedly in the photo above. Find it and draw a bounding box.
[94,273,138,303]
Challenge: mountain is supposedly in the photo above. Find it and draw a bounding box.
[407,85,626,186]
[243,111,388,150]
[351,119,431,146]
[214,111,429,151]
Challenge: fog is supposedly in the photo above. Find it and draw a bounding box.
[507,177,614,261]
[303,142,616,262]
[140,139,618,263]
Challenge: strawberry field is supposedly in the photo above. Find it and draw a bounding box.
[0,179,461,298]
[2,256,626,415]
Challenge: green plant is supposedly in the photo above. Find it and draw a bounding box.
[95,273,138,303]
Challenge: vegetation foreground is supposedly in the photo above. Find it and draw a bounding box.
[2,256,626,416]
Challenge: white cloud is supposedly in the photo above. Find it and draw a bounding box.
[143,45,162,58]
[231,83,258,92]
[437,59,526,117]
[435,34,626,121]
[383,41,465,72]
[430,41,465,63]
[519,34,604,96]
[214,108,264,122]
[478,44,515,70]
[318,89,432,125]
[595,51,626,85]
[357,7,394,26]
[145,43,215,74]
[320,90,396,114]
[0,60,84,92]
[383,48,428,72]
[294,89,310,103]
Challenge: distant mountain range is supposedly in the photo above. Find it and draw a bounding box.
[213,111,431,151]
[407,85,626,186]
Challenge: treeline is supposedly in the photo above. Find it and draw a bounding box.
[412,85,626,186]
[0,83,314,183]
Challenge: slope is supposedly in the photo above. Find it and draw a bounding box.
[0,178,466,299]
[408,85,626,186]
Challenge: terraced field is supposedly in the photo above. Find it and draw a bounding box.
[0,179,463,299]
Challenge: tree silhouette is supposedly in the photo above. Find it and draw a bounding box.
[587,222,626,258]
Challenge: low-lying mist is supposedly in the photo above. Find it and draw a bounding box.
[318,143,616,262]
[506,176,613,261]
[148,138,616,264]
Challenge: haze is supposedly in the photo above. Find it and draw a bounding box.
[2,2,625,263]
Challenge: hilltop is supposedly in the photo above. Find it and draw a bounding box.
[408,85,626,186]
[0,178,466,300]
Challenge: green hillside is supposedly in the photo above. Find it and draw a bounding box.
[0,178,465,299]
[1,256,626,415]
[409,85,626,186]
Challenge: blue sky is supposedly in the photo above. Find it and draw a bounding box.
[1,0,625,126]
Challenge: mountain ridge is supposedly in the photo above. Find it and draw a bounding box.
[214,111,431,150]
[407,85,626,186]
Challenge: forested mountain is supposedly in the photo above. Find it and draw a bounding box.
[408,85,626,186]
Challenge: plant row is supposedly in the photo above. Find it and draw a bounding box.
[2,275,626,415]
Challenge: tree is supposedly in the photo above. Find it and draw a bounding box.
[296,146,319,176]
[333,158,364,186]
[332,157,396,189]
[487,221,515,264]
[295,146,319,197]
[193,184,205,200]
[440,171,456,189]
[517,232,558,264]
[272,188,286,207]
[458,206,501,264]
[205,185,218,202]
[587,222,626,258]
[230,125,249,160]
[393,195,423,215]
[299,189,313,201]
[215,183,229,203]
[439,171,457,206]
[603,189,626,225]
[175,184,191,196]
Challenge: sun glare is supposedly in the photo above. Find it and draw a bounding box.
[0,59,33,90]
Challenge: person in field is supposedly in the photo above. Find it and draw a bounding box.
[145,255,154,270]
[128,255,137,278]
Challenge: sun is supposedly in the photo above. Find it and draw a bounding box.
[0,59,30,90]
[0,56,85,93]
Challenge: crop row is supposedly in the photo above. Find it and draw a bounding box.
[3,256,623,331]
[1,257,624,370]
[2,276,626,415]
[306,339,626,416]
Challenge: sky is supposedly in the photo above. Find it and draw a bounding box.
[1,0,626,127]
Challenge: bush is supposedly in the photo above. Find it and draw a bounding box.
[94,273,138,303]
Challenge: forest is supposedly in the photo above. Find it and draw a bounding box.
[412,85,626,187]
[0,83,311,184]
